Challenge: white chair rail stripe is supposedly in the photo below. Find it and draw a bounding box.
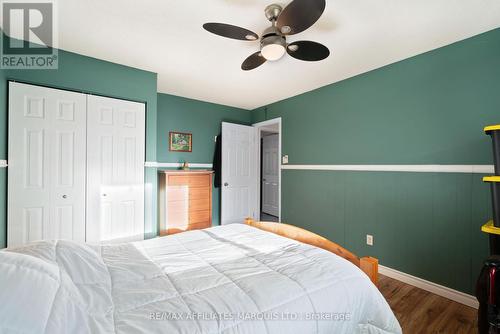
[281,164,494,174]
[145,162,213,168]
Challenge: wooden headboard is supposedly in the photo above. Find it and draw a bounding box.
[245,218,379,285]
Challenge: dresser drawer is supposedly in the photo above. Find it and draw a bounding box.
[189,187,210,200]
[168,174,210,187]
[168,199,209,212]
[168,175,189,186]
[188,175,210,187]
[189,210,211,224]
[166,186,189,200]
[167,209,188,226]
[167,209,210,228]
[167,200,188,212]
[167,186,209,202]
[189,198,210,211]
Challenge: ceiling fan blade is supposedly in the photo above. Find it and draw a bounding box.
[203,23,258,41]
[277,0,326,35]
[287,41,330,61]
[241,52,266,71]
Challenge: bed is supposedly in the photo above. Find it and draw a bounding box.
[0,221,401,334]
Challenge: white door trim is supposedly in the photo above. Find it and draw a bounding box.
[281,164,494,174]
[379,265,479,309]
[253,118,282,222]
[0,160,7,168]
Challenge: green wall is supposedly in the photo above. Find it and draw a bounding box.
[157,93,251,163]
[282,171,490,294]
[0,35,159,246]
[157,93,251,225]
[252,28,500,294]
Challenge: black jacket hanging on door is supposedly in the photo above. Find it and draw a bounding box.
[213,134,222,188]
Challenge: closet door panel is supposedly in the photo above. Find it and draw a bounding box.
[8,82,87,247]
[50,97,87,242]
[86,95,145,243]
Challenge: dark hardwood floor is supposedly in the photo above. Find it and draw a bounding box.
[379,275,478,334]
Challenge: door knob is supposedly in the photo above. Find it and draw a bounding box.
[224,182,229,187]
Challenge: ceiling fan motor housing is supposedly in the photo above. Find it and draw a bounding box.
[264,4,283,22]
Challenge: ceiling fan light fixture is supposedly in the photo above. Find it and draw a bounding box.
[261,35,286,61]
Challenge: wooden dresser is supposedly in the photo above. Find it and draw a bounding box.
[158,170,213,235]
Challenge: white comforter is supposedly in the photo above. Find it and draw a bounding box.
[0,224,401,334]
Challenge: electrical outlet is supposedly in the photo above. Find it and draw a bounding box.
[282,155,289,164]
[366,235,373,246]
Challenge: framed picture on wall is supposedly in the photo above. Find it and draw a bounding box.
[169,132,192,152]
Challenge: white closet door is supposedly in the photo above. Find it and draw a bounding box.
[8,82,87,247]
[86,95,145,242]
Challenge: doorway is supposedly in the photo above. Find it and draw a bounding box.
[254,118,281,222]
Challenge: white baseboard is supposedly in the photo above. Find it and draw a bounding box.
[379,265,479,309]
[0,160,7,168]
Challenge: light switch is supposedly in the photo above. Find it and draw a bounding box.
[282,155,289,164]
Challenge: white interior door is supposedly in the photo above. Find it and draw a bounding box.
[8,82,87,247]
[86,95,145,242]
[262,134,279,217]
[221,122,257,225]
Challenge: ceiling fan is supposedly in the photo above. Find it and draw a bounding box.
[203,0,329,71]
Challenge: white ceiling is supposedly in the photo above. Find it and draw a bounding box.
[56,0,500,110]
